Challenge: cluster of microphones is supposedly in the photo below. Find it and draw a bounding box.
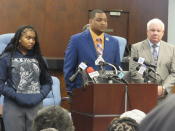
[69,56,161,85]
[69,56,128,86]
[132,57,161,83]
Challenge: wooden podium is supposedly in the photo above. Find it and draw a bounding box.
[71,83,157,131]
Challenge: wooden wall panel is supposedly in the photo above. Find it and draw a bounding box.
[88,0,129,10]
[128,0,168,44]
[41,0,89,57]
[0,0,168,56]
[0,0,168,109]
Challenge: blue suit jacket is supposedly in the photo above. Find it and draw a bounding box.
[64,30,120,91]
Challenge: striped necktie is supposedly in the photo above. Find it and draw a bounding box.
[96,38,103,56]
[152,44,158,65]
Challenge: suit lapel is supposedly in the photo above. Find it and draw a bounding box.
[157,41,164,65]
[142,40,153,63]
[103,34,110,59]
[85,30,98,59]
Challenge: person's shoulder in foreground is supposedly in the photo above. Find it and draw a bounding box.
[139,94,175,131]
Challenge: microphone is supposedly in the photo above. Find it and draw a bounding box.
[86,67,95,73]
[136,63,161,83]
[115,65,125,79]
[95,56,118,75]
[133,57,156,68]
[80,70,90,86]
[136,64,147,75]
[87,67,113,84]
[115,65,128,84]
[69,62,87,82]
[86,67,99,83]
[146,66,162,82]
[95,55,107,71]
[95,55,106,66]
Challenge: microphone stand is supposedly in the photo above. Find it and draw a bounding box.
[99,61,128,112]
[106,63,118,75]
[108,63,128,112]
[112,75,128,112]
[121,77,129,112]
[124,84,128,112]
[110,75,128,112]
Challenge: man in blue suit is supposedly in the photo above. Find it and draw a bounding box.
[64,9,120,92]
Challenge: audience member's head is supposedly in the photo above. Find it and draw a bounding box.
[40,128,58,131]
[32,106,75,131]
[108,109,146,131]
[108,117,139,131]
[139,95,175,131]
[120,109,146,124]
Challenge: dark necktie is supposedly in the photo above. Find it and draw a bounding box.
[152,44,158,65]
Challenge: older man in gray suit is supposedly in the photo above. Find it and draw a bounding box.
[130,18,175,97]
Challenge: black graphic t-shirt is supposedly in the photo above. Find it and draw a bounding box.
[11,58,41,94]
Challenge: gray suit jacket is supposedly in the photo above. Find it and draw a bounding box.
[129,39,175,93]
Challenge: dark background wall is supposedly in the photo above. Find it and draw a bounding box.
[0,0,168,108]
[0,0,168,58]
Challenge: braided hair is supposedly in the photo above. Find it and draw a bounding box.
[108,117,139,131]
[2,25,51,85]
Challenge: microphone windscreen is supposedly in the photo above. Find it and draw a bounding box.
[136,65,140,71]
[86,67,95,73]
[133,57,138,62]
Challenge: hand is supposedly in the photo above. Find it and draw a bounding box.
[66,91,72,104]
[67,91,72,98]
[2,86,16,100]
[158,86,165,97]
[15,93,44,107]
